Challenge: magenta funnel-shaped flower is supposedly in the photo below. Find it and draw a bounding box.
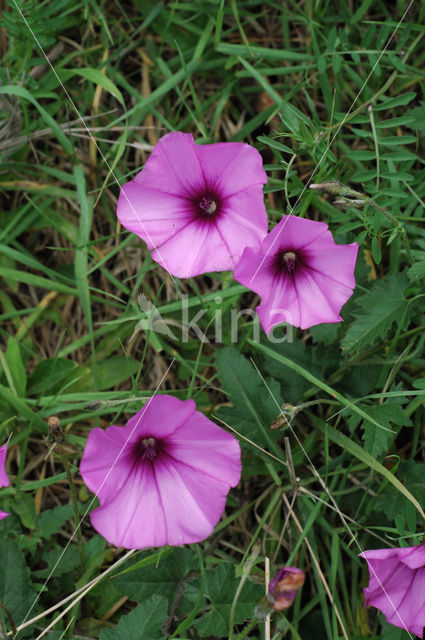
[117,132,268,278]
[0,443,10,520]
[234,215,358,332]
[361,544,425,638]
[80,395,242,550]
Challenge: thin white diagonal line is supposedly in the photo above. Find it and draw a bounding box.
[14,358,175,638]
[249,0,414,284]
[250,356,415,638]
[9,0,176,283]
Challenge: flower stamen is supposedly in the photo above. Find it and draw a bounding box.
[133,436,159,462]
[198,197,217,215]
[283,251,297,271]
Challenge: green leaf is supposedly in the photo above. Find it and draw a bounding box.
[27,358,77,395]
[408,261,425,282]
[348,396,411,457]
[34,504,74,540]
[341,274,411,353]
[113,547,197,606]
[33,545,80,579]
[405,105,425,131]
[371,236,381,264]
[382,150,418,161]
[192,564,263,638]
[247,340,393,438]
[375,92,416,110]
[0,85,73,153]
[65,356,140,392]
[376,460,425,516]
[59,67,125,106]
[99,595,168,640]
[5,337,26,396]
[376,116,415,128]
[215,347,282,451]
[312,419,425,520]
[351,169,378,182]
[0,384,48,432]
[348,150,376,160]
[12,492,36,529]
[0,538,37,637]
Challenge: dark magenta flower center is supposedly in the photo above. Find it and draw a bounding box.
[132,436,160,462]
[198,196,217,215]
[272,248,306,278]
[188,186,222,223]
[283,251,297,271]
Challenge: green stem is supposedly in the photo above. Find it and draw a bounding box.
[232,617,259,640]
[58,443,86,576]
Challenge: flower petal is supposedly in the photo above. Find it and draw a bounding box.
[151,220,233,277]
[117,181,192,250]
[0,510,9,521]
[256,273,301,333]
[153,457,231,545]
[167,411,241,487]
[133,132,204,195]
[195,141,267,195]
[131,395,196,439]
[216,186,268,258]
[234,215,358,331]
[0,444,10,489]
[79,426,133,502]
[306,241,358,290]
[266,215,329,252]
[90,462,168,549]
[291,269,353,329]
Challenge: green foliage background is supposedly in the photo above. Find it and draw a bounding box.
[0,0,425,638]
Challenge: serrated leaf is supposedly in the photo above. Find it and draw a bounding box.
[34,504,74,540]
[0,538,37,637]
[33,545,80,578]
[192,564,263,638]
[113,547,197,606]
[375,460,425,526]
[356,396,410,456]
[405,105,425,131]
[341,275,410,353]
[99,594,168,640]
[215,347,283,445]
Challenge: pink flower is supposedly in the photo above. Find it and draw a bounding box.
[0,443,10,520]
[117,132,268,278]
[268,566,305,612]
[360,545,425,637]
[80,395,241,549]
[233,215,358,332]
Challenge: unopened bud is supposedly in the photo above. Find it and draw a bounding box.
[267,567,305,612]
[47,416,64,443]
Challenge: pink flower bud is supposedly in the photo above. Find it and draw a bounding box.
[267,567,305,612]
